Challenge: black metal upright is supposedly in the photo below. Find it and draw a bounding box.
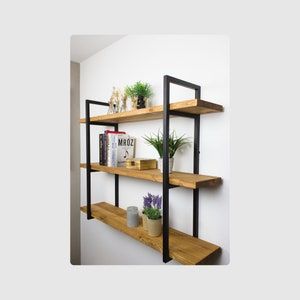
[85,100,119,220]
[163,75,201,262]
[163,76,171,263]
[193,87,201,237]
[85,101,93,219]
[114,123,119,208]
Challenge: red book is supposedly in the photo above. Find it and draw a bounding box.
[105,130,126,134]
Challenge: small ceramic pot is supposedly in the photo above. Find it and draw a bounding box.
[158,157,174,173]
[147,217,162,237]
[137,96,146,109]
[142,212,148,230]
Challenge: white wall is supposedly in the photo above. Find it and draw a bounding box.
[80,35,229,265]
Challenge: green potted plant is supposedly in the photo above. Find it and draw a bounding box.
[125,81,153,109]
[143,193,162,237]
[143,130,190,173]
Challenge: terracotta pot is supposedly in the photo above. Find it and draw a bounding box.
[147,217,162,237]
[158,157,174,173]
[142,213,148,230]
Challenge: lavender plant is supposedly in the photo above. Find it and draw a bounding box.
[142,193,162,220]
[143,193,153,211]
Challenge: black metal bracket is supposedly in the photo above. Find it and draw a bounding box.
[90,121,118,126]
[85,100,119,220]
[170,110,199,119]
[162,75,201,263]
[168,184,178,189]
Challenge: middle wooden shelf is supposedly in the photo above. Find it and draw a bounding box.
[80,163,222,189]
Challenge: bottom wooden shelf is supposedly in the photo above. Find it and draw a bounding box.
[81,202,221,265]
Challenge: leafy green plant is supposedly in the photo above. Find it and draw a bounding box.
[143,130,190,158]
[125,81,153,99]
[124,85,135,99]
[132,81,153,98]
[145,207,161,220]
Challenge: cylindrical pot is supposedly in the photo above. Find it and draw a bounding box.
[137,95,146,109]
[158,157,174,173]
[147,218,162,237]
[142,213,148,230]
[127,206,139,228]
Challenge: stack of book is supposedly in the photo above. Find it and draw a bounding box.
[99,130,136,167]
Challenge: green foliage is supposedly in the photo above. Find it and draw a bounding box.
[124,85,135,98]
[143,131,164,157]
[125,81,153,98]
[143,130,190,158]
[144,207,161,220]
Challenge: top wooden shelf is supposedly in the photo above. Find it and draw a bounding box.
[80,99,223,124]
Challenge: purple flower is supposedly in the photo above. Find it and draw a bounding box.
[152,195,162,209]
[143,193,152,209]
[143,193,162,209]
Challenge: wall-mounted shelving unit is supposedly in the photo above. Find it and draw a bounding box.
[80,75,224,265]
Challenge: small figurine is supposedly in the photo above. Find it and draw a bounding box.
[107,87,119,114]
[131,96,137,110]
[114,88,121,112]
[119,94,127,112]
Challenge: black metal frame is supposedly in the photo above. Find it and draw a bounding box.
[84,76,201,264]
[85,100,119,219]
[162,75,201,262]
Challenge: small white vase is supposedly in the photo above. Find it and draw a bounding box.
[158,157,174,173]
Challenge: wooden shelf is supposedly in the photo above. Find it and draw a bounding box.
[81,202,220,265]
[80,99,223,124]
[80,163,222,189]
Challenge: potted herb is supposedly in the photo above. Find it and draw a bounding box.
[125,81,153,109]
[143,130,190,173]
[142,193,153,230]
[142,193,162,237]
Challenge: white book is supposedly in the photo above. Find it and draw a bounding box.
[117,135,136,166]
[107,133,136,167]
[107,133,119,167]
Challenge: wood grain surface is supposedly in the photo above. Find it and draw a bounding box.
[80,99,223,124]
[81,202,221,265]
[80,163,222,189]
